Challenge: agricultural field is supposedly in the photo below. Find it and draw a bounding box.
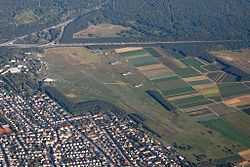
[43,47,197,140]
[174,67,201,78]
[115,47,143,54]
[211,49,250,74]
[202,118,250,147]
[184,76,222,102]
[203,62,226,72]
[206,71,225,83]
[186,108,219,122]
[179,57,207,73]
[116,46,250,164]
[208,103,239,115]
[207,103,250,141]
[42,46,250,165]
[206,71,238,83]
[224,95,250,108]
[164,49,186,59]
[218,82,250,99]
[144,48,162,58]
[73,23,130,38]
[221,111,250,137]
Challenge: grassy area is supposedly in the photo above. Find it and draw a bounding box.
[152,76,179,83]
[174,67,201,78]
[144,48,161,58]
[189,79,212,86]
[163,86,197,97]
[74,23,130,38]
[170,95,207,105]
[215,154,244,165]
[167,114,247,163]
[177,99,214,109]
[218,82,250,99]
[128,56,158,66]
[120,49,148,58]
[156,78,189,90]
[200,89,220,96]
[193,113,219,122]
[203,63,225,71]
[208,103,239,115]
[222,111,250,137]
[43,47,250,165]
[165,49,186,59]
[43,47,184,136]
[187,108,212,116]
[180,57,207,73]
[202,118,250,147]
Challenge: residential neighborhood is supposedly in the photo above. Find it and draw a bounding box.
[0,54,192,166]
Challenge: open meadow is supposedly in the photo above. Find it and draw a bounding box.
[211,49,250,74]
[74,24,130,38]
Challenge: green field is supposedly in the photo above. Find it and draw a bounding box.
[163,86,197,97]
[177,99,214,109]
[171,95,207,105]
[189,79,212,86]
[180,57,207,73]
[222,111,250,137]
[208,103,239,115]
[187,108,212,116]
[208,95,222,102]
[221,74,237,83]
[144,48,161,58]
[174,67,201,78]
[203,63,225,71]
[167,115,247,163]
[206,71,224,82]
[165,49,186,59]
[156,78,189,90]
[193,113,219,122]
[218,82,250,99]
[147,73,177,80]
[215,154,244,165]
[120,49,148,58]
[202,118,250,147]
[42,47,250,165]
[151,76,180,83]
[128,56,158,66]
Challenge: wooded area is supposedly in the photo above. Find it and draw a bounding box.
[0,0,249,44]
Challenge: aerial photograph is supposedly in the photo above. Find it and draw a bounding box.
[0,0,249,166]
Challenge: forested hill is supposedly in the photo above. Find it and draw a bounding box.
[0,0,105,43]
[103,0,250,40]
[1,0,250,43]
[61,0,250,42]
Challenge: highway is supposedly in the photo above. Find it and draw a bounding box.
[0,39,248,48]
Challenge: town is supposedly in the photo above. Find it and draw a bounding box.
[0,53,192,166]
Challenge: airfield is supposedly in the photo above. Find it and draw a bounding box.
[41,46,250,165]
